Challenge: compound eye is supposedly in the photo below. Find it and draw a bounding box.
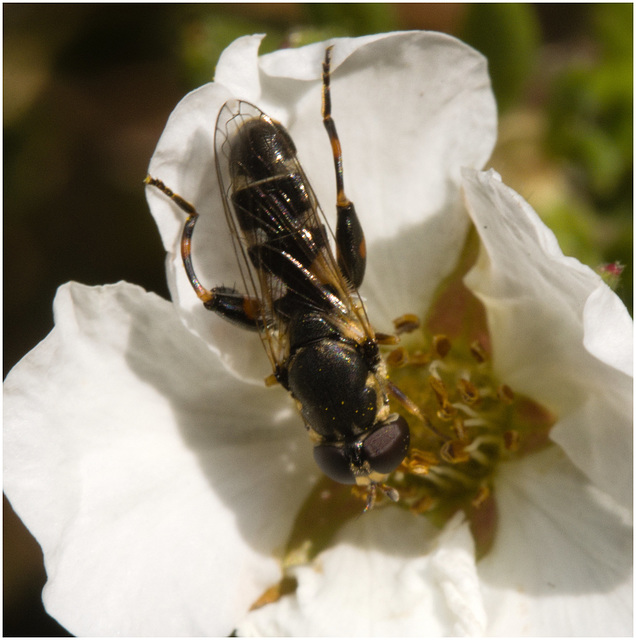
[362,414,410,475]
[313,444,356,484]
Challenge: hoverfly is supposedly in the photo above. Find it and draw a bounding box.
[146,46,413,507]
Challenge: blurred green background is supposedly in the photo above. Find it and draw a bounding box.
[4,4,632,636]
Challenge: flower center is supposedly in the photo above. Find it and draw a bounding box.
[386,326,516,512]
[360,315,555,553]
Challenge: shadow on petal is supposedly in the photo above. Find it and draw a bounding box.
[479,446,632,597]
[124,292,317,558]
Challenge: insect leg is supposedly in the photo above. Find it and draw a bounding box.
[145,175,261,330]
[322,47,366,290]
[387,380,425,422]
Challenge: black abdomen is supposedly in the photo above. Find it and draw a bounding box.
[227,116,336,314]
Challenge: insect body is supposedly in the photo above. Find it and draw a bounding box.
[146,47,410,500]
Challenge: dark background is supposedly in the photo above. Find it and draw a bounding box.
[4,4,632,636]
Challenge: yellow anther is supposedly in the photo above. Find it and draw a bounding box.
[429,375,449,405]
[433,334,451,359]
[452,416,466,440]
[458,378,480,405]
[471,485,490,509]
[497,384,515,403]
[387,346,408,368]
[470,340,487,363]
[403,449,439,475]
[440,439,471,464]
[393,313,421,335]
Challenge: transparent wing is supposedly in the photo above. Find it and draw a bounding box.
[214,99,374,373]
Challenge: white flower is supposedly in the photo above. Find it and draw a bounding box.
[4,31,632,637]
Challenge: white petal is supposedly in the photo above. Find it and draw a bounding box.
[144,73,269,383]
[4,282,315,636]
[462,169,633,507]
[583,283,633,377]
[261,31,496,239]
[238,509,485,636]
[261,32,498,327]
[214,33,265,99]
[479,447,632,636]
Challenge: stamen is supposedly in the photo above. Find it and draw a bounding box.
[498,384,515,403]
[402,449,439,475]
[452,416,466,440]
[387,346,408,368]
[409,351,430,366]
[462,417,490,428]
[470,340,487,363]
[451,403,481,419]
[428,465,478,488]
[464,434,501,451]
[428,359,450,378]
[393,313,421,335]
[429,375,450,405]
[433,334,451,358]
[440,439,471,463]
[471,485,490,508]
[457,378,480,405]
[381,312,555,525]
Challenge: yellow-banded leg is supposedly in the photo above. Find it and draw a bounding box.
[144,175,261,330]
[322,47,367,290]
